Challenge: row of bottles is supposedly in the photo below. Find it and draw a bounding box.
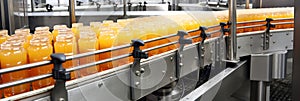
[215,7,294,33]
[0,7,295,98]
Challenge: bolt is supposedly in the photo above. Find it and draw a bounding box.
[195,57,198,60]
[180,54,183,58]
[285,46,288,49]
[201,46,205,50]
[140,68,145,73]
[250,44,253,47]
[135,71,141,76]
[261,35,264,38]
[273,41,276,44]
[201,54,205,58]
[238,46,241,49]
[162,71,166,74]
[170,57,173,61]
[270,34,273,36]
[286,33,289,36]
[261,44,264,47]
[59,98,65,101]
[135,82,140,86]
[98,82,103,88]
[170,77,174,80]
[180,63,184,66]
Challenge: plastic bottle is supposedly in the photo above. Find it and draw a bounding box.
[52,25,67,42]
[71,23,84,41]
[27,37,53,90]
[78,30,99,76]
[34,26,53,44]
[54,30,78,79]
[0,41,29,97]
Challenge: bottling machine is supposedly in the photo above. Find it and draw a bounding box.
[0,0,296,101]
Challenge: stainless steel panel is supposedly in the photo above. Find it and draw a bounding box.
[180,61,249,101]
[272,51,287,79]
[250,53,273,81]
[131,53,177,100]
[67,72,130,101]
[180,45,200,77]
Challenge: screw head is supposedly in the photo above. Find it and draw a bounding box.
[135,71,141,76]
[179,63,183,66]
[98,82,103,88]
[170,57,173,61]
[170,77,174,80]
[59,98,65,101]
[162,71,166,74]
[140,68,145,73]
[135,82,140,86]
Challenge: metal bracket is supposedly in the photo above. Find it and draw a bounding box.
[199,26,208,69]
[220,22,230,36]
[263,18,276,50]
[50,54,70,101]
[176,31,193,79]
[130,39,148,100]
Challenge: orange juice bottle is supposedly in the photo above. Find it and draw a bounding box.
[34,27,53,44]
[90,22,102,38]
[15,28,32,41]
[8,35,29,49]
[117,19,128,27]
[0,30,8,44]
[27,37,54,90]
[102,20,114,27]
[52,25,67,42]
[98,29,115,70]
[0,41,30,97]
[54,30,78,79]
[78,31,99,76]
[71,23,83,40]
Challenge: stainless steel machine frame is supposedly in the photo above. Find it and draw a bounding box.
[0,17,294,100]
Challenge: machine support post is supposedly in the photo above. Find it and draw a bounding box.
[130,39,148,100]
[69,0,76,27]
[50,54,70,101]
[227,0,238,62]
[123,0,127,18]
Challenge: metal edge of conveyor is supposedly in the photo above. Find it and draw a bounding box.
[180,60,248,101]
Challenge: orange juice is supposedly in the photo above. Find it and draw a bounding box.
[27,37,54,90]
[0,41,29,97]
[71,23,83,40]
[0,30,8,44]
[98,30,115,70]
[7,35,29,49]
[52,25,67,42]
[54,30,78,79]
[34,26,53,44]
[102,20,114,27]
[90,22,102,38]
[117,19,129,27]
[15,28,32,41]
[78,31,99,76]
